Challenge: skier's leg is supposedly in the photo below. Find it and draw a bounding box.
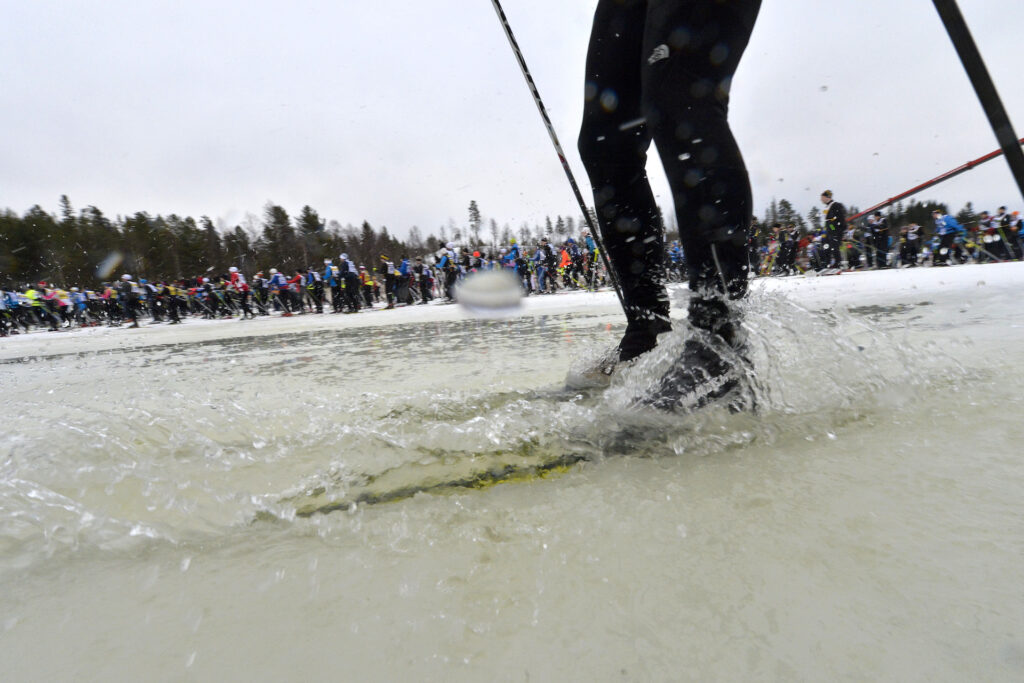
[579,0,761,360]
[647,0,761,311]
[578,0,669,362]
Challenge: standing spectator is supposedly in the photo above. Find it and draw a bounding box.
[820,190,846,273]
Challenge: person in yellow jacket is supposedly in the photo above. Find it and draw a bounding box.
[359,266,374,308]
[24,284,58,331]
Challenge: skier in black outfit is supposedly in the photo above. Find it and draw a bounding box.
[820,190,846,271]
[865,211,889,268]
[338,254,361,313]
[415,257,433,303]
[576,0,761,408]
[380,255,397,309]
[118,275,139,328]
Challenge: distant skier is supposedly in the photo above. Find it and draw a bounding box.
[437,244,458,301]
[359,266,374,307]
[251,271,270,315]
[380,255,397,308]
[866,211,890,268]
[415,257,433,303]
[820,191,846,272]
[306,267,324,313]
[931,210,963,265]
[900,223,921,266]
[268,268,291,315]
[337,254,361,312]
[118,274,139,328]
[992,206,1019,260]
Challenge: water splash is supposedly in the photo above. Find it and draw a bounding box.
[0,291,974,570]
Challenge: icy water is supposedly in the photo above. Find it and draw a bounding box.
[2,266,1024,681]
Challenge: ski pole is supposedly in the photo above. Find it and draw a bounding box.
[488,0,625,313]
[932,0,1024,204]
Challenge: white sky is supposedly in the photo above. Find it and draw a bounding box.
[2,0,1023,238]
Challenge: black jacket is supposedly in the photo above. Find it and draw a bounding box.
[824,201,847,234]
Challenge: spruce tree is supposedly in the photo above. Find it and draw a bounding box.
[296,205,324,266]
[468,200,482,245]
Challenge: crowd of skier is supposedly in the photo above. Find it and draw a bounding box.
[0,233,609,336]
[3,201,1022,338]
[751,197,1024,276]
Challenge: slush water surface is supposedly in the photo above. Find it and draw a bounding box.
[2,266,1023,680]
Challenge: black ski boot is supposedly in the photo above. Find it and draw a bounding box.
[641,298,754,413]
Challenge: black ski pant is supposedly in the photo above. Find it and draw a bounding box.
[443,269,457,300]
[343,275,361,312]
[122,299,137,325]
[312,283,324,313]
[167,298,181,323]
[823,228,842,268]
[938,233,956,264]
[239,291,253,319]
[874,234,890,267]
[900,239,919,266]
[578,0,761,360]
[996,231,1015,260]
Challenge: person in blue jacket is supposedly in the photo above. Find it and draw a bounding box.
[932,210,964,266]
[503,240,520,270]
[323,259,342,312]
[437,244,458,301]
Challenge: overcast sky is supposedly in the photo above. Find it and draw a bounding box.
[3,0,1023,238]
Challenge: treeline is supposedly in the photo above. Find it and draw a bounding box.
[0,196,604,288]
[0,197,407,287]
[11,192,975,286]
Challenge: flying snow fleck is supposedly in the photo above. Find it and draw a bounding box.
[96,251,124,280]
[618,117,647,132]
